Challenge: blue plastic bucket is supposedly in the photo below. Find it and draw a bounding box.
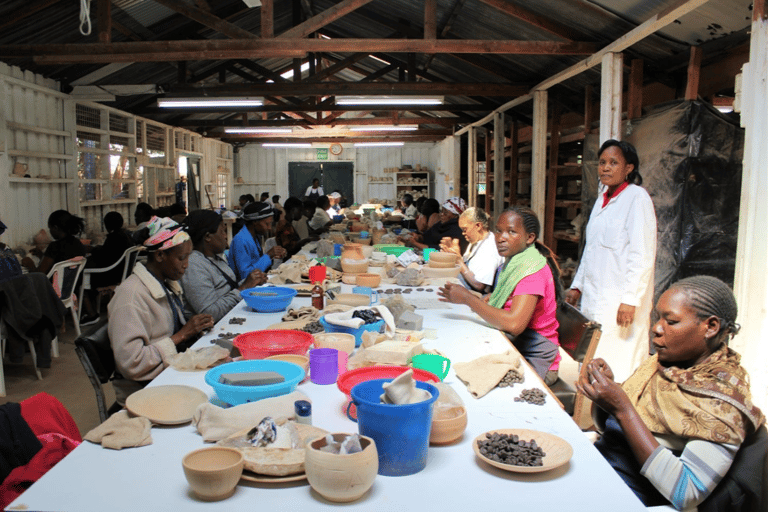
[348,379,439,476]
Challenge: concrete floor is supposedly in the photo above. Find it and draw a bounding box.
[1,317,115,438]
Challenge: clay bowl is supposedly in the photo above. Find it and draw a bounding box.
[313,332,357,355]
[360,245,375,259]
[428,259,458,269]
[265,354,310,378]
[428,252,458,265]
[341,259,369,274]
[421,265,462,279]
[430,407,468,445]
[305,433,378,502]
[350,236,372,246]
[182,447,244,501]
[355,273,381,288]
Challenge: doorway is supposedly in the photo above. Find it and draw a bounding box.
[289,162,354,206]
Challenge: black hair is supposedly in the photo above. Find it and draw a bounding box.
[169,203,186,216]
[316,195,330,210]
[135,202,154,223]
[414,196,427,211]
[420,198,441,218]
[48,209,85,236]
[185,210,222,248]
[502,206,564,304]
[599,139,642,186]
[669,276,740,345]
[402,194,414,206]
[272,195,280,203]
[260,192,270,200]
[240,194,256,204]
[103,212,124,233]
[312,178,320,184]
[284,197,303,212]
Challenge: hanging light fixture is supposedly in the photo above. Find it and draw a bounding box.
[336,96,443,106]
[349,125,418,132]
[224,128,293,134]
[158,97,264,108]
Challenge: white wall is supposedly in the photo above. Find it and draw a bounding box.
[234,143,448,205]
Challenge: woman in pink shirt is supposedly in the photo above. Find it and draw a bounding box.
[438,206,562,385]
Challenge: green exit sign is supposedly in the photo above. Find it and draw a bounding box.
[316,148,328,160]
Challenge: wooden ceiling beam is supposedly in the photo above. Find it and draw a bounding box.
[19,39,599,64]
[0,0,62,32]
[151,0,257,39]
[174,116,458,127]
[475,0,578,41]
[168,81,530,96]
[221,135,447,143]
[280,0,376,39]
[304,53,372,83]
[140,104,493,114]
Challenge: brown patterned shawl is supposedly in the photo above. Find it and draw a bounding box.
[621,344,765,445]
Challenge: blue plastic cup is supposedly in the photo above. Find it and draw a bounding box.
[333,244,343,256]
[347,379,439,476]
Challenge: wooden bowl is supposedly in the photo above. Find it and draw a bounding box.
[182,447,244,501]
[305,433,378,502]
[355,273,381,287]
[472,429,573,473]
[430,407,468,445]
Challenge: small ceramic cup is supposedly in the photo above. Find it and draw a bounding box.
[352,286,378,304]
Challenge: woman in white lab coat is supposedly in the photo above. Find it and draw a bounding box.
[565,140,657,383]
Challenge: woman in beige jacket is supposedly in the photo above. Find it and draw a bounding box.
[108,217,214,405]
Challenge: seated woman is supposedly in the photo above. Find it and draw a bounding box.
[228,202,287,280]
[577,276,765,510]
[307,195,333,235]
[181,210,268,323]
[398,198,440,249]
[439,207,504,293]
[0,219,23,283]
[21,210,86,275]
[398,193,418,230]
[108,217,214,406]
[438,206,562,384]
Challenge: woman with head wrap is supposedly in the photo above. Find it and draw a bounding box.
[578,276,764,510]
[108,217,214,406]
[403,197,469,253]
[228,202,287,280]
[181,210,268,323]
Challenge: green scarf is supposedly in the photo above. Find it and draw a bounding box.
[488,245,546,309]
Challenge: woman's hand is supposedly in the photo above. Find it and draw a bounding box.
[437,281,472,305]
[174,314,214,345]
[439,237,461,256]
[576,358,629,416]
[564,288,581,306]
[617,303,635,327]
[241,269,267,289]
[267,245,287,260]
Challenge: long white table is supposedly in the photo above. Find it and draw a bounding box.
[7,284,648,512]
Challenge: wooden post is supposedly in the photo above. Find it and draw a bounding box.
[424,0,437,40]
[584,84,593,134]
[468,127,477,207]
[508,119,518,206]
[685,46,703,100]
[627,59,644,119]
[544,103,561,250]
[532,90,547,224]
[599,52,623,143]
[493,111,505,220]
[261,0,274,39]
[484,130,492,214]
[97,0,111,44]
[733,12,768,409]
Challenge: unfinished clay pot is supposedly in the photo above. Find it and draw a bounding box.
[429,407,468,445]
[305,434,378,502]
[355,273,381,288]
[341,243,368,274]
[428,252,458,266]
[182,447,244,501]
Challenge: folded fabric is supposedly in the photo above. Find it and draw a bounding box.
[84,410,153,450]
[323,305,396,335]
[168,345,230,371]
[282,306,321,322]
[268,261,305,284]
[193,390,311,442]
[453,350,521,399]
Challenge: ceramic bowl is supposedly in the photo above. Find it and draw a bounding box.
[421,265,462,279]
[265,354,310,377]
[313,332,357,355]
[429,407,468,445]
[350,236,372,246]
[182,447,244,501]
[341,273,360,285]
[428,252,457,265]
[328,293,370,308]
[360,245,374,258]
[355,273,381,288]
[428,259,458,269]
[305,433,378,502]
[341,259,369,274]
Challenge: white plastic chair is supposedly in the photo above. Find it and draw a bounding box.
[79,245,141,322]
[0,306,43,393]
[47,256,87,339]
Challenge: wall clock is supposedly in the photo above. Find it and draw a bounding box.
[330,143,343,155]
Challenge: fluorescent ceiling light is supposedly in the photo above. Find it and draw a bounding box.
[262,143,312,148]
[158,97,263,108]
[350,125,418,132]
[354,142,405,147]
[337,96,443,106]
[225,128,293,134]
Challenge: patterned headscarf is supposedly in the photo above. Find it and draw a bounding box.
[442,197,467,215]
[143,216,190,251]
[242,202,274,222]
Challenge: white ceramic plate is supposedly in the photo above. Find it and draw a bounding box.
[125,385,208,425]
[472,428,573,473]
